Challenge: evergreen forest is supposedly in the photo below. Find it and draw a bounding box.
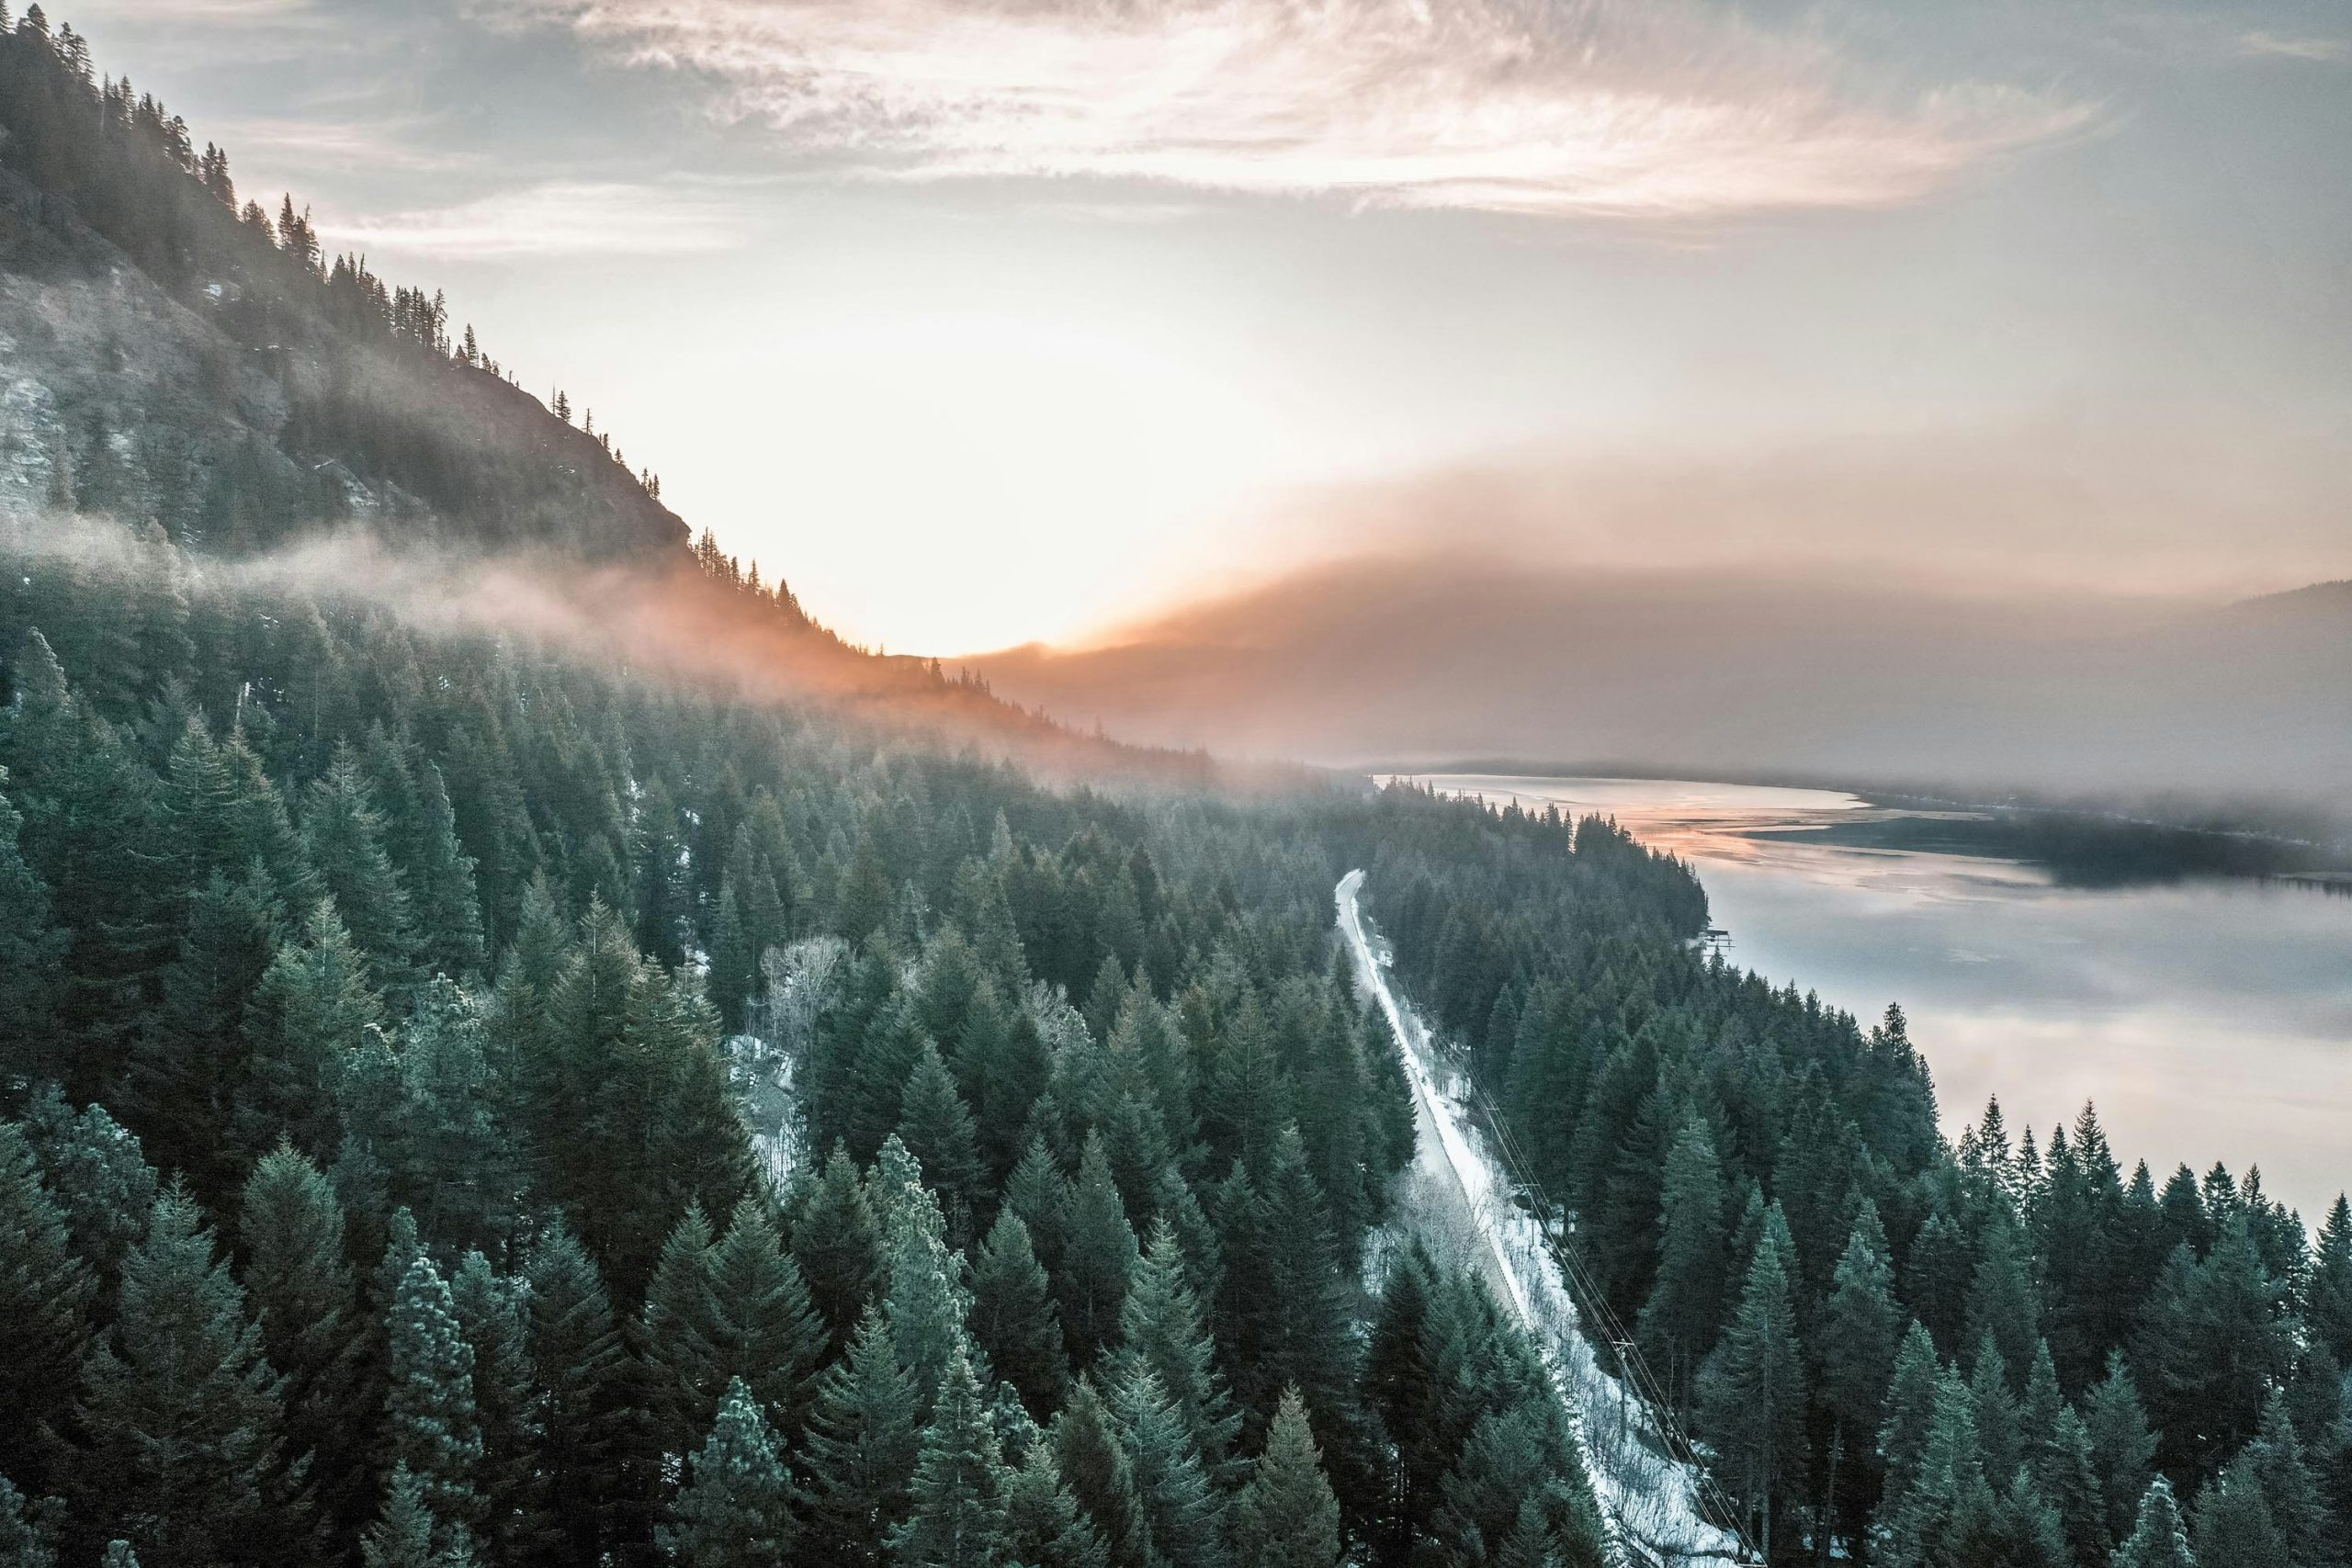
[0,11,2347,1568]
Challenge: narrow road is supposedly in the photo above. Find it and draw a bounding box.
[1337,871,1749,1566]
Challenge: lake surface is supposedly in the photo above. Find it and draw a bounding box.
[1400,774,2352,1221]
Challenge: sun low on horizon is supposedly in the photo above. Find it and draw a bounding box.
[54,0,2351,655]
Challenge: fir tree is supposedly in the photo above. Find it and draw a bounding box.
[238,1145,373,1550]
[1049,1381,1143,1567]
[1106,1217,1239,1485]
[447,1252,543,1563]
[1229,1388,1340,1568]
[2308,1194,2352,1363]
[802,1309,922,1566]
[523,1222,633,1568]
[301,750,416,994]
[970,1209,1069,1418]
[897,1043,984,1246]
[662,1378,793,1568]
[241,897,383,1160]
[1000,1444,1109,1568]
[1107,1367,1227,1568]
[891,1348,1010,1568]
[1697,1203,1806,1556]
[384,1253,484,1526]
[695,1197,830,1444]
[2190,1452,2284,1568]
[2110,1478,2195,1568]
[74,1184,291,1568]
[1057,1133,1137,1371]
[2086,1353,2158,1544]
[360,1464,475,1568]
[0,1121,92,1495]
[639,1201,722,1453]
[789,1145,886,1354]
[1876,1321,1942,1525]
[1635,1113,1726,1396]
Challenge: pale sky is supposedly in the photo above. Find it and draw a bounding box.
[64,0,2352,651]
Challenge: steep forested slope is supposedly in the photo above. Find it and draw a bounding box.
[0,9,681,559]
[3,10,2347,1568]
[0,504,1692,1568]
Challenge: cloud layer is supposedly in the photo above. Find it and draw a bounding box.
[507,0,2092,219]
[318,180,751,257]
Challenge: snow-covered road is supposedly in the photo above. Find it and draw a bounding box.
[1338,871,1749,1566]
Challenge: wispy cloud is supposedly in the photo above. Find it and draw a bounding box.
[211,116,480,175]
[317,180,750,257]
[2237,29,2349,62]
[497,0,2093,220]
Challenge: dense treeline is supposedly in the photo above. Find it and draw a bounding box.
[1374,785,2352,1563]
[0,515,1691,1568]
[0,8,680,558]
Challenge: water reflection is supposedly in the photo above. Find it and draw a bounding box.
[1400,774,2352,1220]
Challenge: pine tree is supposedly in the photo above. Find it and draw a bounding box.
[897,1043,983,1246]
[74,1184,291,1568]
[127,864,280,1200]
[384,1253,484,1526]
[1000,1444,1109,1568]
[789,1145,885,1354]
[802,1309,922,1565]
[2308,1194,2352,1363]
[2086,1353,2158,1543]
[1697,1203,1806,1556]
[1635,1114,1727,1396]
[1049,1380,1143,1567]
[2239,1390,2329,1565]
[639,1203,721,1457]
[1818,1200,1902,1539]
[360,1463,475,1568]
[0,780,65,1069]
[2110,1478,2195,1568]
[241,897,384,1160]
[0,1121,92,1495]
[1229,1388,1340,1568]
[1106,1218,1239,1485]
[1107,1367,1227,1568]
[663,1378,792,1568]
[1964,1219,2041,1392]
[2191,1452,2284,1568]
[406,764,485,981]
[238,1145,374,1550]
[891,1348,1009,1568]
[969,1209,1069,1418]
[1057,1133,1137,1371]
[523,1222,633,1568]
[707,1196,829,1443]
[447,1252,544,1563]
[1876,1321,1941,1521]
[301,750,416,994]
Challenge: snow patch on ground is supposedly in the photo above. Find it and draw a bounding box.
[1340,871,1747,1565]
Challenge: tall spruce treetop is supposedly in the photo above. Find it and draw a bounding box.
[383,1252,484,1525]
[891,1347,1010,1568]
[2111,1478,2195,1568]
[1697,1201,1806,1555]
[1229,1388,1341,1568]
[664,1377,794,1568]
[0,1118,93,1494]
[74,1183,289,1568]
[802,1308,922,1567]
